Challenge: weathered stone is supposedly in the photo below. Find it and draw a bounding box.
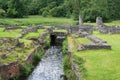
[81,44,111,50]
[96,17,104,27]
[79,15,83,26]
[99,26,120,34]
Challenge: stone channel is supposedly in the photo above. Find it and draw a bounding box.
[27,46,64,80]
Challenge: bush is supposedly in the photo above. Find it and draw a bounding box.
[7,8,18,18]
[19,63,34,77]
[49,6,67,17]
[0,9,6,17]
[33,50,44,65]
[42,10,49,17]
[62,38,68,55]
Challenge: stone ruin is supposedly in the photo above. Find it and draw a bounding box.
[70,25,93,34]
[99,26,120,34]
[79,16,83,26]
[3,25,22,32]
[78,35,111,51]
[22,25,42,35]
[22,27,38,34]
[96,17,104,28]
[96,17,120,34]
[71,25,93,38]
[69,17,95,35]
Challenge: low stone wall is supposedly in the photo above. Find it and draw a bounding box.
[78,35,111,51]
[22,26,41,35]
[3,26,22,31]
[99,26,120,34]
[68,43,81,80]
[0,62,19,80]
[81,44,111,50]
[87,35,107,44]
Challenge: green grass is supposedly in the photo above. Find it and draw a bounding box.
[76,37,92,45]
[0,15,76,26]
[23,29,45,39]
[53,29,67,33]
[73,32,120,80]
[0,28,21,38]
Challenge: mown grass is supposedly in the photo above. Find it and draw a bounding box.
[72,32,120,80]
[0,15,76,26]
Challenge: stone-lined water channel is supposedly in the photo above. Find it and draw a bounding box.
[27,46,64,80]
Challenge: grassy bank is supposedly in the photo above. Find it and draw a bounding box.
[0,15,76,26]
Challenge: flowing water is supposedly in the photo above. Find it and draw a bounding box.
[27,46,64,80]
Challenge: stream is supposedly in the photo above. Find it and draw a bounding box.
[27,46,64,80]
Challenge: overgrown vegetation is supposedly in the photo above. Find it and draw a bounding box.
[62,38,77,80]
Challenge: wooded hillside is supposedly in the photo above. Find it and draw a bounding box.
[0,0,120,22]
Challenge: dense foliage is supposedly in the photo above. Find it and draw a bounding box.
[0,0,120,21]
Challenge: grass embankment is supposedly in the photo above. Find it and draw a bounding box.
[69,32,120,80]
[0,15,76,26]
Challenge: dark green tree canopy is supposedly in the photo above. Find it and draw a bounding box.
[0,0,120,21]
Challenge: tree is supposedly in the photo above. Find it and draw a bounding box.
[7,0,28,18]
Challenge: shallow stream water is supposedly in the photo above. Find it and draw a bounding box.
[27,46,64,80]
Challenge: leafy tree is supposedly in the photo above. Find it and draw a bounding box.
[7,0,28,18]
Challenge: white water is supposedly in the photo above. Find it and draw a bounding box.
[27,47,64,80]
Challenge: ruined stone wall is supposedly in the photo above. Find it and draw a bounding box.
[81,44,111,50]
[99,26,120,34]
[77,35,111,51]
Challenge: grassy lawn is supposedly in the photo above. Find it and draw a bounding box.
[0,15,76,26]
[69,32,120,80]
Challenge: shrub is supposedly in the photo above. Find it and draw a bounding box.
[19,63,34,77]
[33,50,44,65]
[0,9,6,17]
[42,10,49,17]
[62,38,68,55]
